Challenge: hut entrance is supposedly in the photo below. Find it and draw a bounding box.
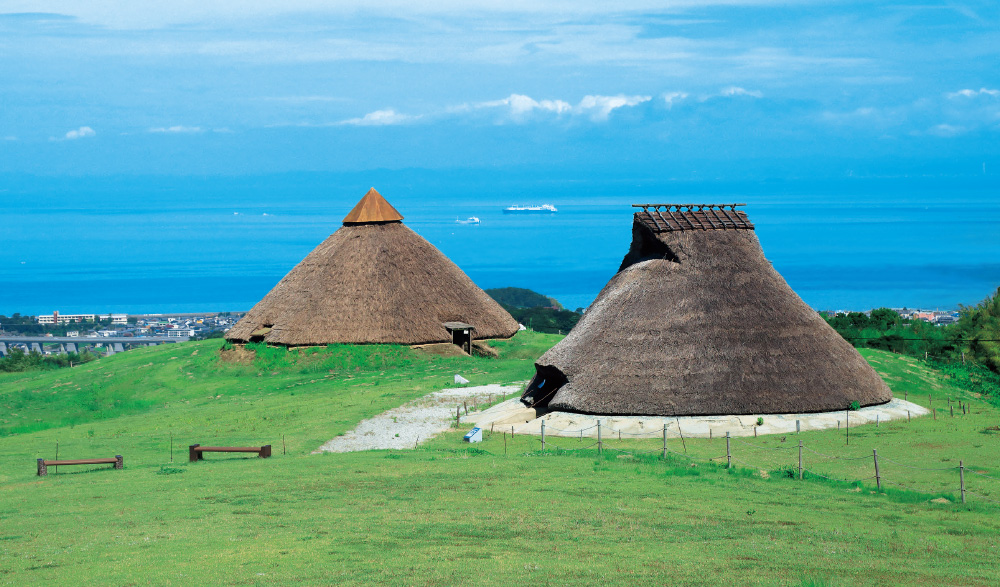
[442,322,475,354]
[521,365,568,409]
[249,325,273,343]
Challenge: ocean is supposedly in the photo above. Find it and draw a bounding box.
[1,173,998,317]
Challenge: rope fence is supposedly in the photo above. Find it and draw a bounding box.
[518,418,998,506]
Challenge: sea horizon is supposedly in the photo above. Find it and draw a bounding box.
[2,172,998,318]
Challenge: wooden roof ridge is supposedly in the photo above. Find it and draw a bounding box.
[342,187,405,224]
[632,203,754,233]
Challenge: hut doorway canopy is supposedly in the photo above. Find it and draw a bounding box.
[227,188,518,347]
[521,203,893,417]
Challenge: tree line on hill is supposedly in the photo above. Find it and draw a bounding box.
[0,347,99,373]
[485,287,583,335]
[824,286,1000,375]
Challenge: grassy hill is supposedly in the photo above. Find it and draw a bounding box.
[1,336,999,585]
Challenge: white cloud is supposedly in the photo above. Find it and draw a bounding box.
[577,94,651,120]
[926,123,966,137]
[718,86,763,98]
[149,125,204,133]
[947,88,1000,99]
[472,93,649,122]
[476,94,573,119]
[663,92,689,107]
[338,109,416,126]
[63,126,95,140]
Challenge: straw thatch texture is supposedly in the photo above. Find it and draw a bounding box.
[227,222,519,346]
[521,219,893,416]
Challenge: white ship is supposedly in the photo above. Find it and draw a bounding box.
[455,217,481,224]
[503,204,557,213]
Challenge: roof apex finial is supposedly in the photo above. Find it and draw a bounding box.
[342,187,404,224]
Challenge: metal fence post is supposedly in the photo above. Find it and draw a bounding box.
[725,432,731,469]
[541,420,546,451]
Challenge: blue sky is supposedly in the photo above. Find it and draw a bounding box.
[1,1,998,178]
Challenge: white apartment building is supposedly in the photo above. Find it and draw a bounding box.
[37,312,128,325]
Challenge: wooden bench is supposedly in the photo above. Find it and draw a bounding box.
[189,444,271,462]
[37,456,123,476]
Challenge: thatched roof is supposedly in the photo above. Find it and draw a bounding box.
[227,189,518,346]
[521,204,892,416]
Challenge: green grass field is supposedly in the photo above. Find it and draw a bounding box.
[1,335,999,586]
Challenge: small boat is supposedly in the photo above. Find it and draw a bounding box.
[503,204,557,213]
[455,217,481,224]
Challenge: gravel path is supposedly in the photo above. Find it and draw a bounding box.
[473,397,929,438]
[314,384,523,453]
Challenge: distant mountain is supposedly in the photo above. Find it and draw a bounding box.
[485,287,580,335]
[485,287,561,309]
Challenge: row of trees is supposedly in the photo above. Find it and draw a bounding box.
[824,287,1000,374]
[0,348,99,373]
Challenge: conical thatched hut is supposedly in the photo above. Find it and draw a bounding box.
[226,188,519,347]
[521,204,893,416]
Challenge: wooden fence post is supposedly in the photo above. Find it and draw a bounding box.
[597,420,602,455]
[796,420,800,434]
[846,411,850,445]
[873,449,881,492]
[37,459,47,477]
[960,460,966,504]
[541,420,546,451]
[115,455,124,470]
[675,418,687,453]
[726,432,731,469]
[170,432,173,463]
[189,444,201,462]
[798,440,803,480]
[504,432,507,455]
[456,405,461,426]
[662,424,667,459]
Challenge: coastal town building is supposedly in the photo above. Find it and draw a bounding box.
[37,312,127,325]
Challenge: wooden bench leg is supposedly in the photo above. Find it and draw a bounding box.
[260,445,272,458]
[189,444,200,462]
[37,459,47,477]
[115,455,124,470]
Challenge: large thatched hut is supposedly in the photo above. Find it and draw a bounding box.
[226,188,519,347]
[521,204,893,416]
